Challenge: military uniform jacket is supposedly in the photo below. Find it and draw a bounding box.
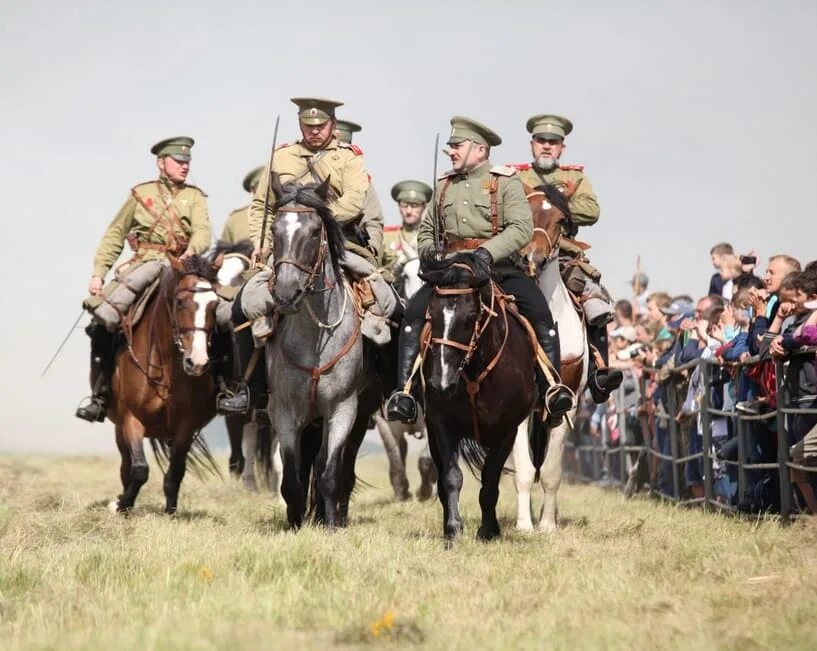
[516,164,600,227]
[381,225,420,270]
[221,205,250,244]
[249,138,371,253]
[361,184,384,259]
[418,161,532,264]
[92,178,211,278]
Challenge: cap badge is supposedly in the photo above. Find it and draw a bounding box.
[309,108,317,116]
[409,189,416,198]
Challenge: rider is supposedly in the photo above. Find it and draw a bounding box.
[221,165,263,244]
[511,114,622,403]
[218,97,388,414]
[385,116,574,425]
[381,180,432,280]
[76,137,212,422]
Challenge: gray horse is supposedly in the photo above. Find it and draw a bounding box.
[265,178,370,529]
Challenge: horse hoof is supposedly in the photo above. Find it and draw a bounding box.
[416,488,434,502]
[242,479,258,492]
[538,520,558,533]
[477,525,501,541]
[107,500,120,514]
[515,521,534,533]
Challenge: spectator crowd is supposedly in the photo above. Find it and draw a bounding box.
[571,243,817,515]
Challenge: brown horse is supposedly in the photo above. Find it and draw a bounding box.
[108,252,223,514]
[420,254,537,540]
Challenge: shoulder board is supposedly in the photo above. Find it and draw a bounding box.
[489,165,516,177]
[275,142,292,150]
[131,180,156,192]
[338,142,364,156]
[184,183,208,197]
[559,164,584,171]
[230,205,249,216]
[507,163,532,171]
[384,225,400,232]
[437,169,457,180]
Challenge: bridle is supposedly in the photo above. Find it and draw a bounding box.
[270,206,329,294]
[526,190,562,263]
[168,272,217,354]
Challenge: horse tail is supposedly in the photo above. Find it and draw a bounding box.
[148,433,222,480]
[458,438,487,478]
[530,416,550,483]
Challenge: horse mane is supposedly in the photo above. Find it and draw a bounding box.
[274,181,346,281]
[212,238,254,260]
[180,254,219,282]
[419,251,489,288]
[535,182,577,237]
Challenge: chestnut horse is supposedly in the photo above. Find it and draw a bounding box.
[108,252,223,514]
[513,183,589,532]
[421,254,537,541]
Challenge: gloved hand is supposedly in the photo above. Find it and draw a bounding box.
[472,247,493,282]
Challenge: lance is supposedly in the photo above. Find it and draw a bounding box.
[430,132,440,254]
[257,114,280,265]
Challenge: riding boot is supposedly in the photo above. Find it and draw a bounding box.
[534,323,574,424]
[587,324,623,404]
[217,326,263,415]
[385,318,425,423]
[75,323,114,422]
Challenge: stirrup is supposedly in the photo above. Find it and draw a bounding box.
[588,368,623,403]
[217,383,250,415]
[386,391,418,424]
[75,396,107,423]
[543,384,574,424]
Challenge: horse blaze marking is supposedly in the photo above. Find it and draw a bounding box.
[191,281,217,367]
[216,256,246,286]
[441,305,455,389]
[283,212,301,249]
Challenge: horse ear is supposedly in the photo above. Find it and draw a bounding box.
[315,175,331,202]
[167,253,185,273]
[270,171,284,200]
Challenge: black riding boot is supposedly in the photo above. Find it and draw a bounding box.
[535,323,574,424]
[217,326,264,415]
[587,324,623,404]
[385,318,424,423]
[75,323,114,422]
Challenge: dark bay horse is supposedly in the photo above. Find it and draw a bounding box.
[108,252,223,514]
[421,254,537,540]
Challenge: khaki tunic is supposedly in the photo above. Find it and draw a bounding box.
[249,138,372,258]
[381,225,420,271]
[221,205,250,244]
[92,178,211,278]
[517,164,600,227]
[418,161,532,264]
[362,185,384,258]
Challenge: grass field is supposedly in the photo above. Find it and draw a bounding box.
[1,451,817,650]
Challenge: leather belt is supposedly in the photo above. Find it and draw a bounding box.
[446,238,489,252]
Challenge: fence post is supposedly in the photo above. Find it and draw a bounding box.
[700,362,713,510]
[774,360,791,523]
[617,385,627,488]
[736,408,748,507]
[667,378,681,501]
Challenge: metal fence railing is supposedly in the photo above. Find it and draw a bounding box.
[563,348,817,524]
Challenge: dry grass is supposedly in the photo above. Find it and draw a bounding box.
[1,452,817,650]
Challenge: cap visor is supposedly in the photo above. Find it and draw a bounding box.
[170,154,191,162]
[301,117,329,126]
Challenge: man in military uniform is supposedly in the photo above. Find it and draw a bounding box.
[385,116,573,425]
[221,166,263,244]
[219,98,391,414]
[76,137,212,422]
[512,114,622,403]
[382,180,431,295]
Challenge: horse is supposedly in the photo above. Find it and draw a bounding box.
[373,253,437,501]
[215,242,281,494]
[265,176,379,529]
[420,254,538,540]
[107,251,224,514]
[512,183,589,532]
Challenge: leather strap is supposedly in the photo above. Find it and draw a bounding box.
[489,175,499,236]
[446,238,489,252]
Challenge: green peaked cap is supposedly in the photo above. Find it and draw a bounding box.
[390,180,433,204]
[150,136,194,161]
[335,119,361,144]
[291,97,343,125]
[242,165,264,193]
[526,114,573,140]
[447,116,501,147]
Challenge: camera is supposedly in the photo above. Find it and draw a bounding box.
[616,343,646,361]
[740,255,757,265]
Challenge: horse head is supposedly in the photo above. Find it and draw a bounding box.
[421,252,491,395]
[214,239,254,288]
[165,253,221,376]
[521,182,575,267]
[400,256,423,300]
[270,174,346,314]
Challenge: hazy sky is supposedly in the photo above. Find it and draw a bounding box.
[1,1,815,452]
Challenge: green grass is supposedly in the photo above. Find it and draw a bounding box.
[1,452,816,650]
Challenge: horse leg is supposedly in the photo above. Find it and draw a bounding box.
[428,422,463,540]
[337,402,371,526]
[512,417,536,531]
[226,414,245,478]
[416,435,437,501]
[274,409,306,530]
[301,422,323,523]
[319,396,357,528]
[163,435,193,515]
[113,425,131,511]
[241,420,258,492]
[538,418,570,532]
[269,429,283,499]
[477,436,515,541]
[374,413,410,501]
[115,413,148,512]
